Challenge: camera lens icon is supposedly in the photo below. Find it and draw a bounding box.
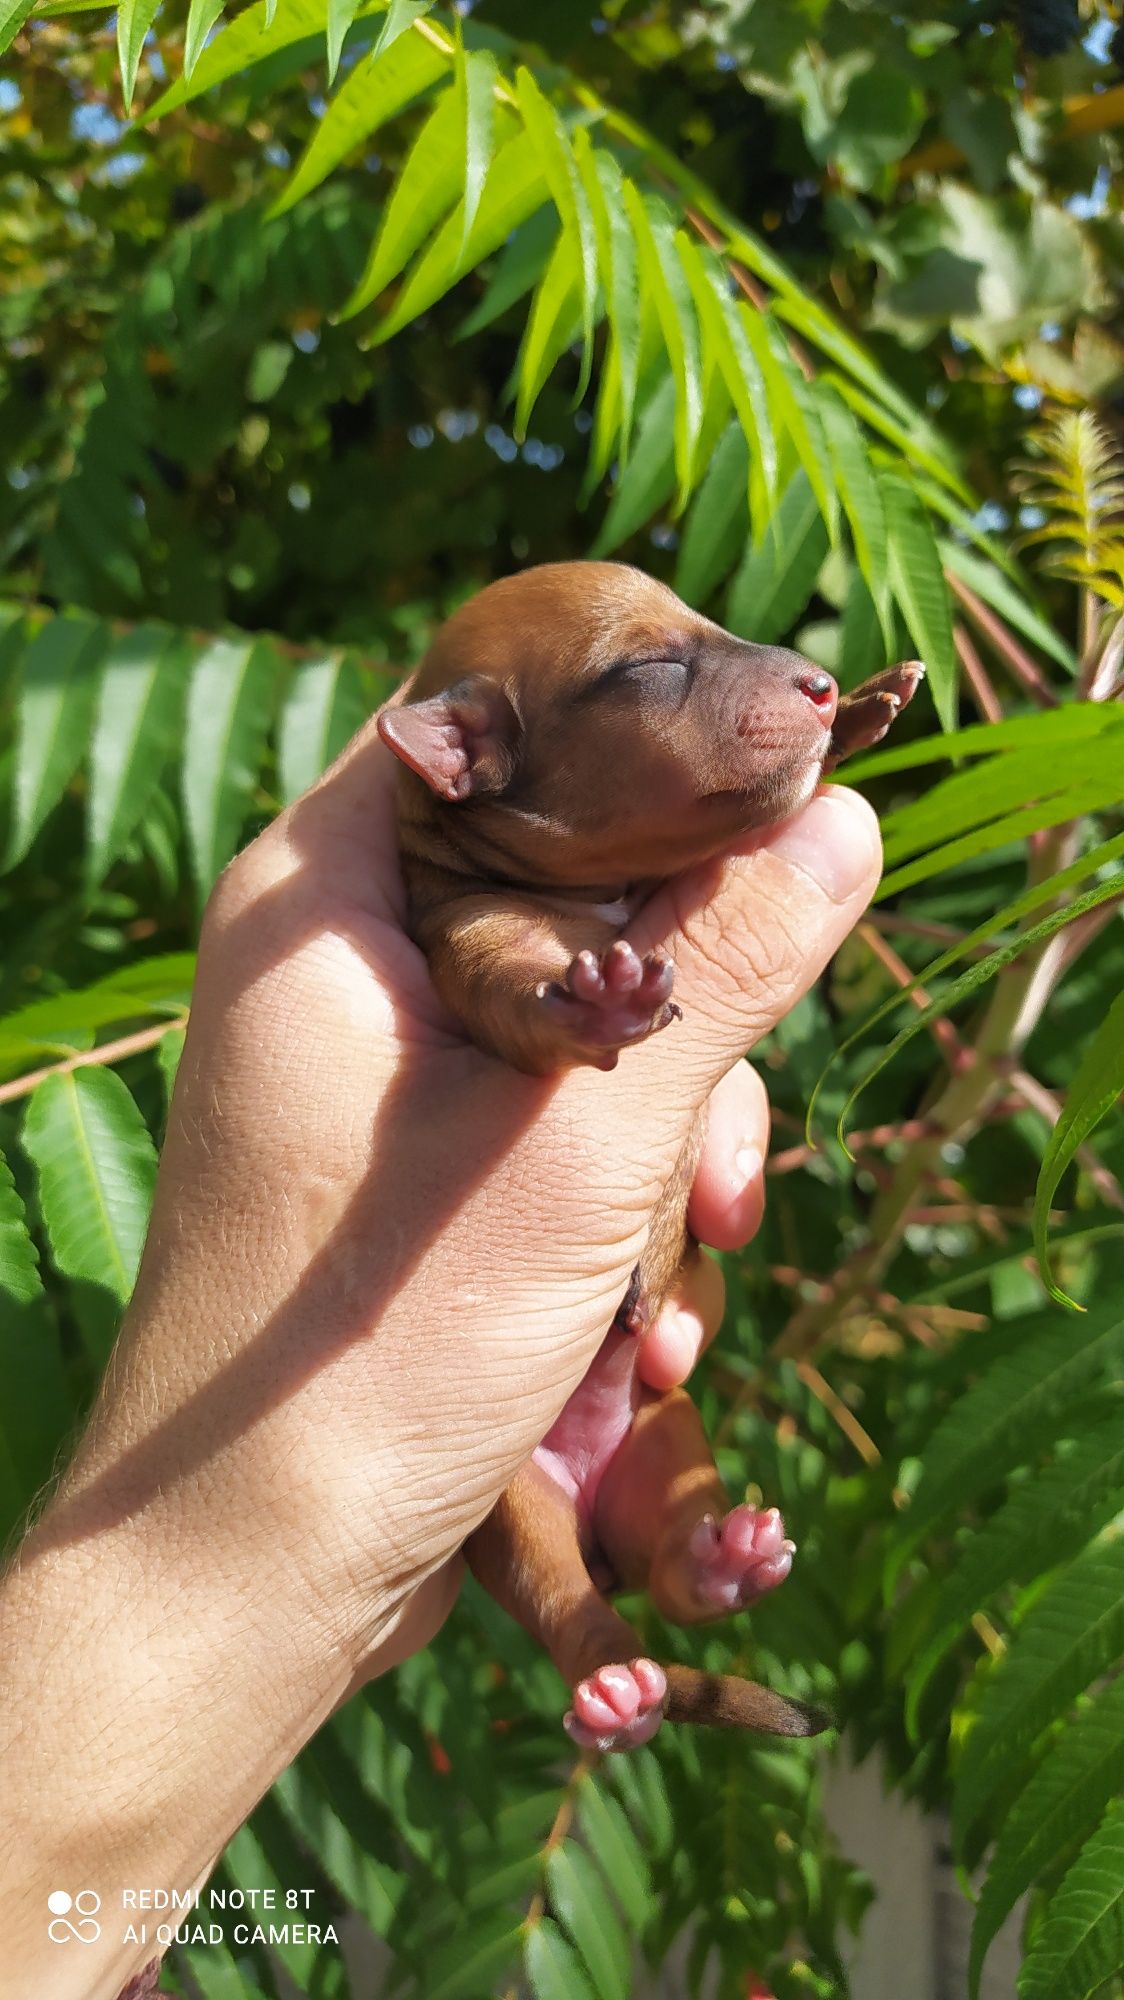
[48,1888,102,1942]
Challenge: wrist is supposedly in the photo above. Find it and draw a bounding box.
[0,1467,377,1998]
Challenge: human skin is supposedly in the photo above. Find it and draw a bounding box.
[0,708,880,1999]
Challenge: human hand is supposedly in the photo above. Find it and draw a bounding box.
[1,713,879,1998]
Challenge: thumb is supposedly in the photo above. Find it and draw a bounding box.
[628,786,882,1096]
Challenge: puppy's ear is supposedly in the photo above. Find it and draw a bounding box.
[378,676,522,801]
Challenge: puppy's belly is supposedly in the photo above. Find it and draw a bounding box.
[533,1329,643,1540]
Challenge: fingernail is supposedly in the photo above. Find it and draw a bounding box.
[765,789,880,904]
[734,1144,762,1185]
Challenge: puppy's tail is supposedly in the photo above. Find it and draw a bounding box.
[664,1663,830,1737]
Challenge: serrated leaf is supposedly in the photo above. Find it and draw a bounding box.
[457,207,558,340]
[272,22,448,218]
[590,373,676,556]
[941,539,1076,674]
[848,699,1118,782]
[116,0,161,110]
[6,614,105,871]
[515,68,598,404]
[182,636,276,899]
[22,1069,157,1303]
[817,383,891,648]
[546,1845,631,2000]
[1034,990,1124,1307]
[183,0,225,78]
[326,0,365,84]
[883,474,958,731]
[367,128,548,345]
[678,245,779,522]
[422,1906,524,2000]
[144,0,385,119]
[459,42,495,253]
[952,1539,1124,1855]
[278,651,369,803]
[0,0,36,56]
[577,1782,652,1931]
[971,1677,1124,1998]
[513,229,583,439]
[891,1292,1124,1579]
[674,420,749,607]
[371,0,429,57]
[838,568,884,689]
[621,189,703,512]
[340,78,465,317]
[586,151,641,462]
[87,624,190,887]
[904,1419,1124,1734]
[756,312,838,536]
[526,1916,599,2000]
[726,469,829,644]
[0,1149,42,1305]
[1018,1803,1124,2000]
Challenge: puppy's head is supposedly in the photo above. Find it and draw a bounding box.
[379,562,844,887]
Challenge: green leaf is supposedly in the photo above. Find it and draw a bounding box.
[904,1419,1124,1734]
[0,0,35,56]
[678,244,779,521]
[941,539,1077,674]
[0,1149,42,1305]
[890,1291,1124,1578]
[817,383,891,648]
[278,651,370,804]
[546,1845,632,2000]
[156,1026,186,1111]
[726,469,829,644]
[883,474,958,731]
[459,43,496,253]
[183,0,226,79]
[525,1917,599,2000]
[22,1069,157,1304]
[326,0,365,84]
[515,68,598,404]
[116,0,161,110]
[622,189,703,512]
[367,128,549,345]
[1034,990,1124,1307]
[971,1677,1124,1998]
[1018,1803,1124,2000]
[181,636,277,899]
[340,79,466,318]
[674,420,750,607]
[421,1907,524,2000]
[5,614,105,871]
[755,312,838,536]
[952,1539,1124,1855]
[838,568,884,689]
[513,228,583,439]
[456,207,558,340]
[87,624,190,887]
[370,0,430,58]
[591,373,676,556]
[272,23,449,218]
[577,1782,653,1931]
[143,0,385,119]
[584,150,641,462]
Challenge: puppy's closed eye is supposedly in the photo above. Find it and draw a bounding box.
[599,655,695,700]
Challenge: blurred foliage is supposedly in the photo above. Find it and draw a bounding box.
[2,2,1124,1996]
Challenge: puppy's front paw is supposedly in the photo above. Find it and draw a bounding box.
[564,1658,668,1753]
[538,941,680,1069]
[684,1505,795,1613]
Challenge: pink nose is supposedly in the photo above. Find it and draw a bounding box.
[796,668,838,726]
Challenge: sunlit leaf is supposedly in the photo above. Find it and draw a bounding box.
[22,1068,157,1304]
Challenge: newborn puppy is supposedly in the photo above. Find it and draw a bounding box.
[380,562,921,1750]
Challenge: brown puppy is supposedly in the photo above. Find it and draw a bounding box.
[379,562,921,1750]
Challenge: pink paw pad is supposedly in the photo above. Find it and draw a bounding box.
[686,1504,796,1612]
[564,1657,668,1753]
[538,941,680,1068]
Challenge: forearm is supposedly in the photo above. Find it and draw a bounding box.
[0,1379,366,2000]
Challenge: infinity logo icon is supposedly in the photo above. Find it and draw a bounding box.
[47,1889,102,1943]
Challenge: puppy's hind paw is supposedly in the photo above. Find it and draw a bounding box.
[685,1505,795,1613]
[564,1658,668,1753]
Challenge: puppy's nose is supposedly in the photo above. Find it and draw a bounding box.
[796,667,838,726]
